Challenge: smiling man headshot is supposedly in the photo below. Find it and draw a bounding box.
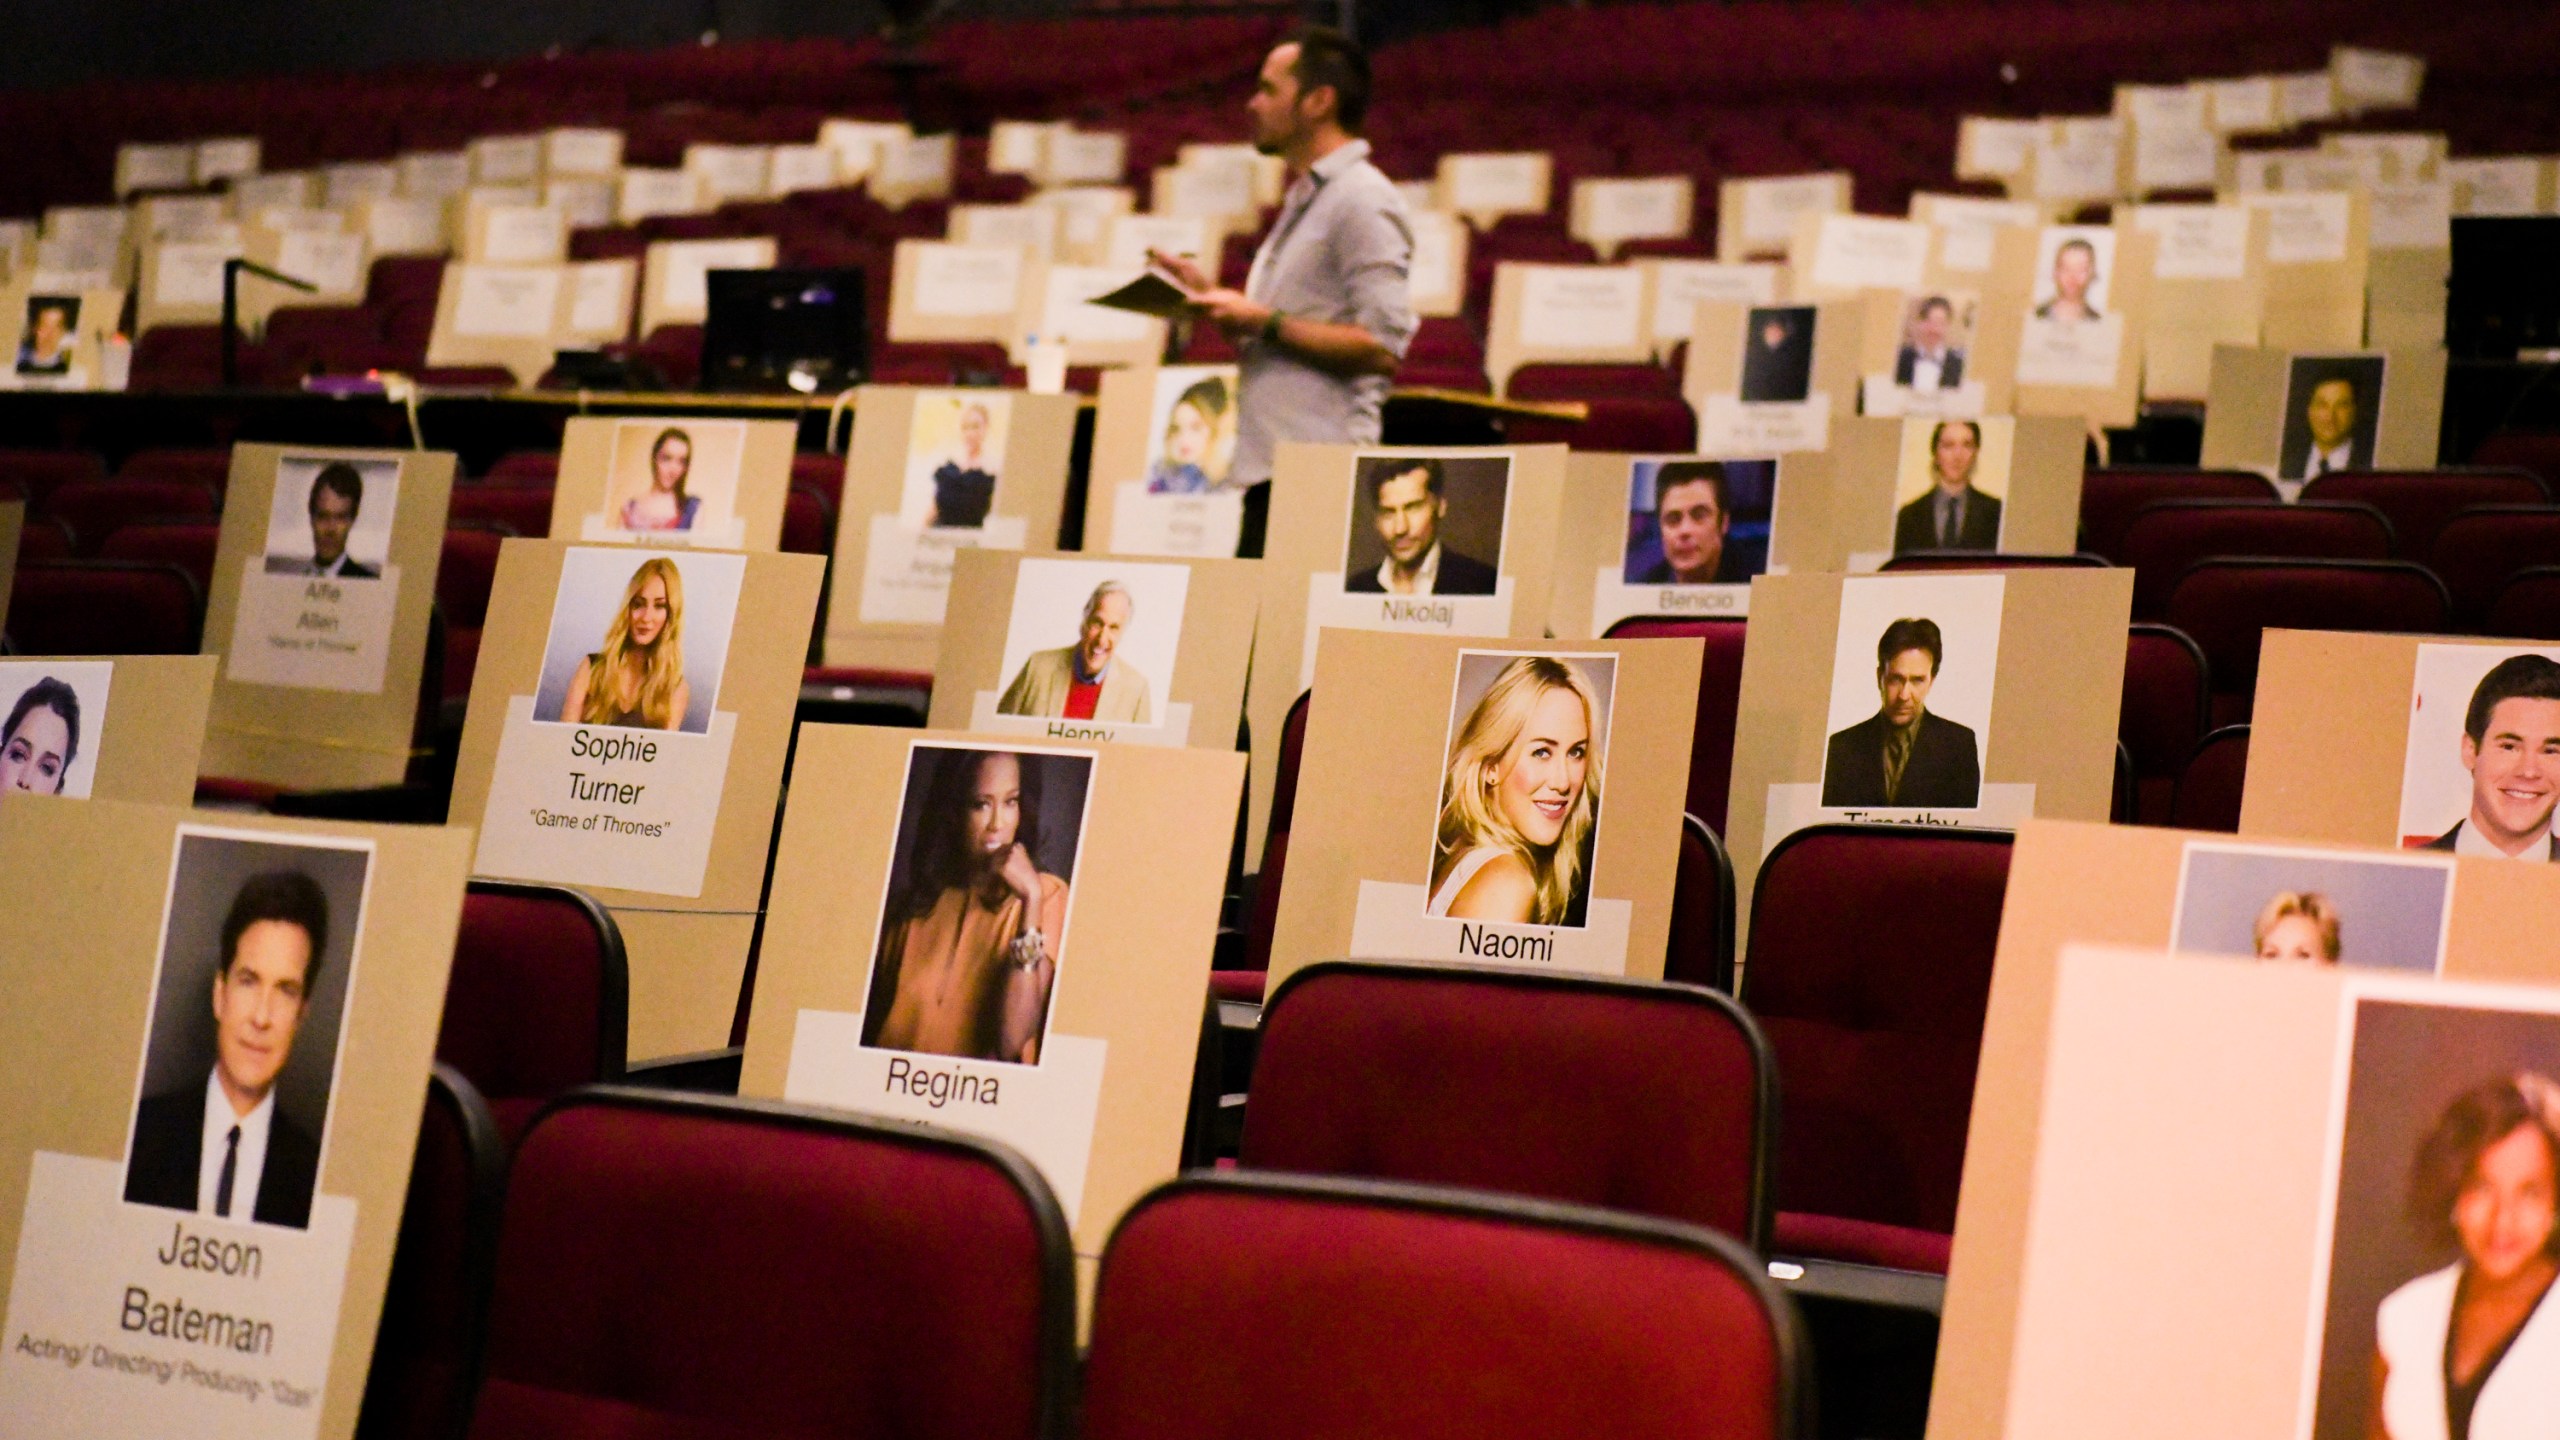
[124,871,329,1230]
[1821,616,1983,809]
[1347,457,1497,595]
[2421,655,2560,859]
[264,462,379,579]
[998,579,1155,724]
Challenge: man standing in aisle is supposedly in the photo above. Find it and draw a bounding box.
[1149,27,1416,556]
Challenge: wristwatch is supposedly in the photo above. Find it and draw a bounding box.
[1261,309,1286,344]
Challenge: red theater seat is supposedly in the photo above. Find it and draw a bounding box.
[1745,824,2013,1274]
[2486,566,2560,641]
[468,1089,1073,1440]
[2170,724,2251,833]
[357,1065,505,1440]
[2077,468,2279,562]
[0,448,106,512]
[7,560,203,654]
[1081,1172,1805,1440]
[2471,431,2560,490]
[2120,623,2211,826]
[1505,362,1681,400]
[1605,616,1745,835]
[98,519,223,596]
[438,880,627,1142]
[16,515,72,562]
[2430,507,2560,629]
[2301,468,2551,558]
[1509,396,1697,452]
[44,479,221,553]
[446,486,551,537]
[437,528,510,700]
[2165,559,2452,724]
[1244,961,1774,1247]
[116,447,234,488]
[1880,551,2107,571]
[781,484,833,555]
[2118,499,2395,618]
[1668,813,1738,990]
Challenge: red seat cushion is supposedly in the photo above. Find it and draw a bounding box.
[1772,1211,1952,1274]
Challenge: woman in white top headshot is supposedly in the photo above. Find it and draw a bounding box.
[1426,655,1604,927]
[2371,1073,2560,1440]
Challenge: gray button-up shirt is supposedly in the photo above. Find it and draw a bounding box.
[1232,138,1416,488]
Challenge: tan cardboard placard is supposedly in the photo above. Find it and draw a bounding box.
[1406,210,1469,320]
[1643,259,1782,356]
[767,145,844,198]
[1787,212,1937,302]
[393,151,471,203]
[869,132,956,210]
[1956,119,2038,184]
[538,176,614,231]
[951,203,1060,263]
[353,198,447,259]
[1552,453,1780,635]
[821,387,1080,672]
[2364,183,2451,350]
[739,726,1238,1258]
[682,143,773,206]
[1011,258,1166,368]
[1725,568,2130,921]
[614,168,706,225]
[2237,630,2560,856]
[1038,129,1128,189]
[114,143,196,197]
[887,240,1031,345]
[637,236,776,337]
[192,137,261,185]
[1717,172,1851,261]
[1434,152,1553,231]
[457,199,565,266]
[423,262,566,385]
[0,655,214,804]
[2122,203,2267,401]
[136,237,244,335]
[449,540,823,1059]
[241,224,369,332]
[200,445,454,789]
[2238,190,2371,349]
[549,416,794,552]
[559,258,638,348]
[2442,157,2554,217]
[989,121,1064,176]
[0,798,472,1440]
[468,135,543,186]
[1483,262,1652,395]
[542,126,624,178]
[1266,631,1698,990]
[1240,443,1569,866]
[932,550,1255,751]
[1681,298,1862,456]
[0,284,124,391]
[2322,132,2443,183]
[1766,416,2085,574]
[818,119,911,184]
[1931,819,2560,1440]
[2198,346,2444,482]
[2116,85,2222,196]
[1102,214,1219,276]
[2013,119,2122,212]
[1969,223,2157,427]
[1910,193,2043,285]
[1029,187,1135,268]
[230,171,318,217]
[1082,364,1247,557]
[1150,161,1262,237]
[1568,176,1694,261]
[2331,45,2426,112]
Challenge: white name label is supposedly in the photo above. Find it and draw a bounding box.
[1348,880,1635,978]
[223,567,402,695]
[858,513,1029,625]
[1590,565,1748,631]
[1697,394,1833,456]
[1299,574,1517,688]
[1761,780,2039,855]
[1105,484,1244,558]
[966,690,1193,749]
[472,698,736,898]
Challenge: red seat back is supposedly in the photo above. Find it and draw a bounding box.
[1880,551,2106,571]
[6,560,203,654]
[2119,500,2394,618]
[116,447,235,487]
[97,519,223,596]
[1667,812,1736,990]
[359,1065,505,1440]
[1081,1173,1802,1440]
[2427,507,2560,629]
[2471,431,2560,490]
[781,484,833,555]
[446,485,553,536]
[15,515,72,562]
[0,448,105,512]
[1743,826,2012,1249]
[1605,616,1744,833]
[2164,559,2451,721]
[2302,467,2550,557]
[471,1090,1073,1440]
[1244,962,1773,1247]
[438,881,628,1141]
[1508,395,1698,452]
[45,479,221,553]
[1505,362,1681,400]
[2077,468,2278,561]
[2170,724,2251,833]
[2119,623,2211,825]
[2486,566,2560,642]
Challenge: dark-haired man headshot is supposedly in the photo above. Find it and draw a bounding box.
[1636,461,1744,585]
[2419,654,2560,859]
[124,870,331,1230]
[1894,295,1966,390]
[2032,237,2101,324]
[1821,616,1983,808]
[1347,457,1497,595]
[263,462,379,578]
[15,297,75,377]
[2280,364,2380,481]
[1893,420,2003,553]
[1739,305,1815,404]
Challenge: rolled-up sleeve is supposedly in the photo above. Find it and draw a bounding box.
[1335,193,1418,358]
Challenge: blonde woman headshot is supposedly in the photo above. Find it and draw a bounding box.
[2253,891,2342,965]
[1145,374,1233,495]
[1427,656,1605,926]
[620,426,701,532]
[562,557,691,731]
[2371,1073,2560,1439]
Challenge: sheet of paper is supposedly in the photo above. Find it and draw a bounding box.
[2131,204,2251,280]
[2244,193,2353,264]
[452,265,563,338]
[1649,261,1780,339]
[1516,266,1644,349]
[1809,215,1931,292]
[913,245,1025,318]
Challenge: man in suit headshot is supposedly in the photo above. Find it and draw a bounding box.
[1738,305,1815,404]
[263,462,380,579]
[124,871,330,1230]
[1635,461,1745,585]
[2031,237,2101,324]
[1821,616,1983,808]
[2281,369,2377,480]
[1893,295,1965,390]
[997,579,1155,724]
[1892,420,2002,553]
[1346,457,1498,595]
[2419,654,2560,860]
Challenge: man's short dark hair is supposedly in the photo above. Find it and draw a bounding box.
[2464,654,2560,744]
[1929,419,1981,455]
[1651,461,1728,520]
[1916,295,1953,320]
[1877,617,1944,677]
[1369,456,1443,501]
[219,871,330,988]
[309,461,364,517]
[2056,237,2097,266]
[1284,26,1372,133]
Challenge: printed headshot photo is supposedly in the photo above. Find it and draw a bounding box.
[859,742,1095,1066]
[1619,456,1776,586]
[899,391,1013,531]
[1893,291,1976,392]
[122,829,372,1232]
[1426,650,1616,929]
[1342,453,1510,596]
[530,547,745,735]
[2168,840,2453,972]
[1738,304,1817,404]
[2396,645,2560,859]
[2305,993,2560,1440]
[1818,572,2004,809]
[2279,354,2389,481]
[994,557,1188,727]
[15,294,78,377]
[1142,365,1238,495]
[0,659,113,799]
[1891,417,2015,555]
[260,455,401,579]
[2028,227,2114,326]
[604,418,746,535]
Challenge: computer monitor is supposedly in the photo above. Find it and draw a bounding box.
[2448,217,2560,360]
[699,267,869,394]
